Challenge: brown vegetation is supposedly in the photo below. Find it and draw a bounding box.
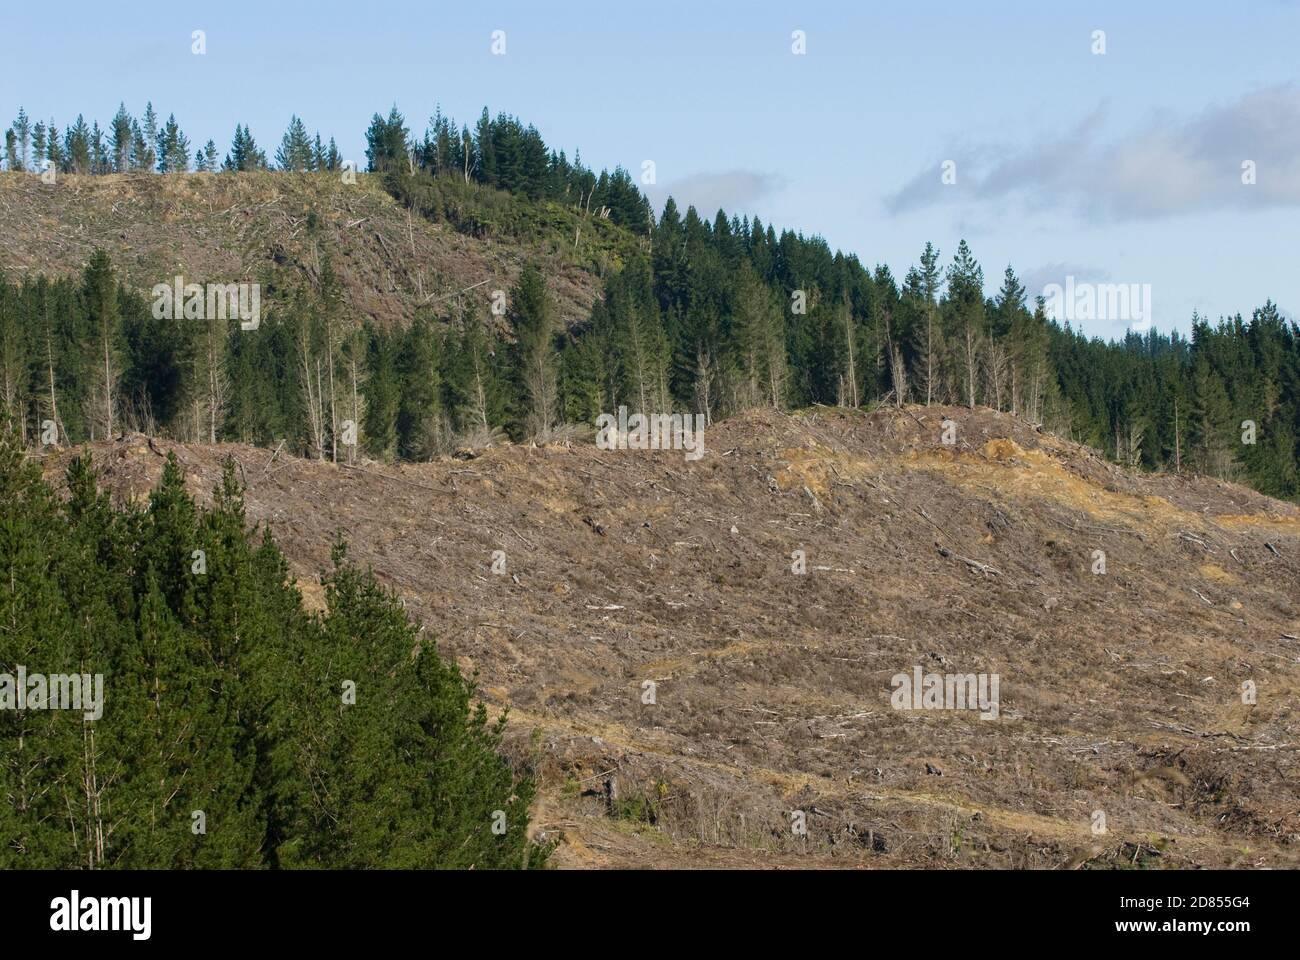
[0,171,612,328]
[40,404,1300,868]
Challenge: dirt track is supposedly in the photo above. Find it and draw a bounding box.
[41,405,1300,868]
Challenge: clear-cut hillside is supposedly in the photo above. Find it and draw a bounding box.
[0,170,633,329]
[42,405,1300,868]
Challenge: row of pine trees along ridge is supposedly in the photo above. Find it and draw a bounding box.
[1,103,1297,500]
[3,241,1295,499]
[2,103,650,227]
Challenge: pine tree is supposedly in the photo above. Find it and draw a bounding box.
[82,251,122,439]
[190,301,229,443]
[442,310,506,442]
[0,436,86,865]
[605,257,670,413]
[64,116,92,174]
[339,324,368,462]
[0,282,29,438]
[223,125,266,172]
[110,103,133,172]
[130,119,148,171]
[1188,335,1236,478]
[474,108,495,186]
[508,264,559,440]
[362,323,399,459]
[988,266,1027,412]
[558,333,605,426]
[12,108,31,170]
[945,239,985,407]
[396,315,442,459]
[275,116,314,172]
[31,121,47,168]
[90,122,108,173]
[45,118,63,172]
[156,114,190,173]
[365,107,409,174]
[1012,296,1054,424]
[139,103,159,171]
[727,263,786,410]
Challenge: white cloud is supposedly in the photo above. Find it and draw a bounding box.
[646,169,784,218]
[885,85,1300,220]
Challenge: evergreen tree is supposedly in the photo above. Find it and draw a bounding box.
[130,119,148,171]
[90,122,108,173]
[508,264,559,440]
[362,323,399,459]
[223,125,267,172]
[365,106,409,174]
[31,121,47,168]
[1188,328,1237,478]
[725,262,786,410]
[0,281,28,438]
[945,239,985,407]
[156,114,190,173]
[139,103,159,171]
[558,333,605,426]
[82,250,122,439]
[110,103,133,172]
[442,310,507,440]
[203,139,218,171]
[395,315,442,460]
[275,116,314,172]
[64,116,93,174]
[0,441,551,868]
[45,118,64,172]
[474,108,495,186]
[12,108,31,171]
[604,257,670,413]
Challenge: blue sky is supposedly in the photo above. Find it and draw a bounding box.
[3,0,1298,338]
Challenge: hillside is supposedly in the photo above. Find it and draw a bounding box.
[40,405,1300,869]
[3,169,1296,509]
[0,170,639,328]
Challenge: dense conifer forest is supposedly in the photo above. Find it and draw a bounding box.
[1,101,1296,506]
[0,436,548,868]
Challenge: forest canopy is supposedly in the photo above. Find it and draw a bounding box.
[1,102,1296,501]
[0,436,549,868]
